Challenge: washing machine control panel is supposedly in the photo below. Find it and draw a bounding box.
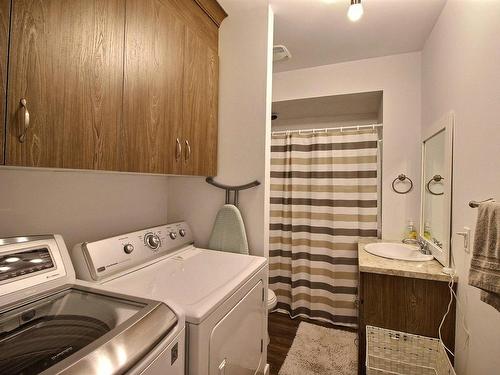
[75,222,194,282]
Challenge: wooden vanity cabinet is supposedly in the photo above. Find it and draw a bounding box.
[358,272,456,374]
[2,0,225,175]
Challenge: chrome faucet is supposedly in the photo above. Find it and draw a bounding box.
[402,237,431,255]
[432,237,443,249]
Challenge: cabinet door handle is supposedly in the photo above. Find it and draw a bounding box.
[18,98,30,143]
[175,138,182,162]
[184,140,191,163]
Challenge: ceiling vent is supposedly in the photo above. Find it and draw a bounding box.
[273,45,292,62]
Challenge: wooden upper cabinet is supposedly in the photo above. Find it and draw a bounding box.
[119,0,185,174]
[181,27,219,176]
[170,0,222,176]
[121,0,223,175]
[3,0,226,175]
[6,0,125,170]
[0,0,10,165]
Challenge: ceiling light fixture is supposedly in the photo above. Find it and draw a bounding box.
[348,0,364,22]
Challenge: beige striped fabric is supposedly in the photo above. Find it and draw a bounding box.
[269,129,379,327]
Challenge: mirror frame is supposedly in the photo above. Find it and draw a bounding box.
[420,112,454,267]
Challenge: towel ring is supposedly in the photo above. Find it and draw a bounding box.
[392,174,413,194]
[426,175,444,196]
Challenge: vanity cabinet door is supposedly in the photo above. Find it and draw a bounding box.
[181,26,219,176]
[5,0,125,170]
[0,0,9,165]
[119,0,185,174]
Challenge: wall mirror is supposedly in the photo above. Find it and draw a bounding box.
[420,112,454,267]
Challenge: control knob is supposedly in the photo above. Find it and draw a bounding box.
[179,229,186,237]
[123,244,134,254]
[169,232,177,240]
[145,233,161,250]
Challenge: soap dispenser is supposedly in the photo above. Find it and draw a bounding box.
[424,222,432,240]
[405,220,417,240]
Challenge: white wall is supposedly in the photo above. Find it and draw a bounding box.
[421,1,500,374]
[273,53,422,239]
[167,0,274,258]
[0,168,168,248]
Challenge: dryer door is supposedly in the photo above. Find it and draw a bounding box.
[209,280,265,375]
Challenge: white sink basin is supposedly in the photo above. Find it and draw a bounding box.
[364,242,434,262]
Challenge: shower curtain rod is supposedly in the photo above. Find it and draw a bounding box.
[271,123,383,136]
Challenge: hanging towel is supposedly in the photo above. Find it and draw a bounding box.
[468,201,500,312]
[208,204,249,254]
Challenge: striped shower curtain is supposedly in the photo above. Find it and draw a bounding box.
[269,129,379,327]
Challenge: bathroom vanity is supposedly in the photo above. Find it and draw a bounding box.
[357,240,457,375]
[356,111,458,373]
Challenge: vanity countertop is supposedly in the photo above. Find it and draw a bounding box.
[358,239,457,282]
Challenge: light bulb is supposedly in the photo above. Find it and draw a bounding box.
[348,2,364,22]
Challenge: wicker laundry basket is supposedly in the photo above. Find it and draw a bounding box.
[366,325,456,375]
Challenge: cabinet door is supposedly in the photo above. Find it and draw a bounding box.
[119,0,185,174]
[6,0,125,169]
[181,26,218,176]
[0,0,10,165]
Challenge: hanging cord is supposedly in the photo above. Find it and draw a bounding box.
[450,250,471,348]
[438,256,471,357]
[451,282,471,348]
[438,272,456,357]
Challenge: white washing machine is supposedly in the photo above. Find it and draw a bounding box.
[0,235,185,375]
[70,222,268,375]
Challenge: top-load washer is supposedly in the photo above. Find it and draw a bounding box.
[70,222,268,375]
[0,235,185,375]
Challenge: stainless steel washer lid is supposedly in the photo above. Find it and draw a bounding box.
[0,286,178,375]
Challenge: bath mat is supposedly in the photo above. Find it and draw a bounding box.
[278,322,357,375]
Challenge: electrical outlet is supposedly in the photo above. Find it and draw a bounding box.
[456,227,471,252]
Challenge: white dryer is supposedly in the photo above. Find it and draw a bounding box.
[70,222,268,375]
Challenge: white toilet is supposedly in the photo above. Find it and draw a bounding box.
[267,288,277,311]
[267,289,278,346]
